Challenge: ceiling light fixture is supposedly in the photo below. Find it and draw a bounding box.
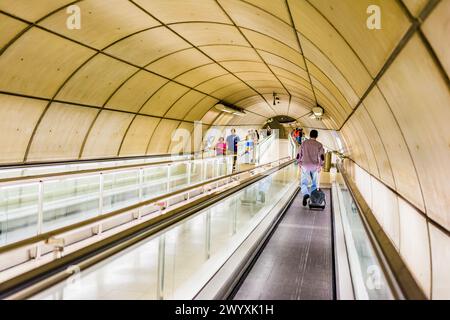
[273,92,280,106]
[214,103,246,116]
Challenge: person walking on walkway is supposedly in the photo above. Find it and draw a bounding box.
[226,129,240,170]
[297,130,325,206]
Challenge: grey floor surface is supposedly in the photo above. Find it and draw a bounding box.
[233,189,334,300]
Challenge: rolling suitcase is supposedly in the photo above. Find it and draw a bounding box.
[309,171,326,210]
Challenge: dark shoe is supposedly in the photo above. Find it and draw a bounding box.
[302,194,310,206]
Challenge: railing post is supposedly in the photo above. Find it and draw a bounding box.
[187,162,191,185]
[157,234,166,300]
[95,173,104,235]
[138,168,143,219]
[33,180,44,259]
[205,209,211,260]
[37,181,44,236]
[167,165,171,192]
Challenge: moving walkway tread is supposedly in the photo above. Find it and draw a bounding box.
[232,189,334,300]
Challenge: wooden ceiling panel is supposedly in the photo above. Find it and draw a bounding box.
[170,22,250,47]
[218,0,298,49]
[106,71,168,113]
[105,27,191,67]
[146,47,212,78]
[0,28,94,98]
[174,63,228,87]
[39,0,160,49]
[56,54,137,106]
[134,0,231,24]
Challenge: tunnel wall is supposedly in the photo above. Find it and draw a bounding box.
[336,1,450,296]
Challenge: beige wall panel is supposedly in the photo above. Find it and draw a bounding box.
[0,13,28,48]
[105,27,190,67]
[218,0,298,49]
[175,63,227,87]
[288,100,311,118]
[213,113,234,126]
[289,93,315,109]
[227,114,265,125]
[170,23,249,47]
[147,119,180,154]
[168,122,194,154]
[313,81,348,122]
[289,0,372,96]
[398,198,431,298]
[309,64,353,114]
[315,130,338,151]
[200,108,221,125]
[242,29,302,66]
[200,45,260,62]
[0,95,46,164]
[422,0,450,77]
[119,116,159,156]
[106,71,168,113]
[140,83,190,117]
[313,84,346,124]
[340,126,355,157]
[429,224,450,299]
[282,83,315,101]
[165,91,205,119]
[235,71,277,82]
[39,0,159,50]
[82,111,134,158]
[298,117,327,130]
[243,0,291,24]
[225,90,259,104]
[0,28,94,98]
[220,61,271,73]
[236,96,266,107]
[270,66,311,89]
[184,97,218,122]
[303,39,360,107]
[314,92,341,129]
[146,48,212,78]
[352,116,378,175]
[345,119,370,171]
[378,35,450,230]
[258,48,306,73]
[27,103,98,162]
[311,0,410,77]
[0,0,74,22]
[56,54,137,106]
[403,0,428,16]
[247,80,285,91]
[363,86,424,211]
[195,74,239,94]
[211,83,250,100]
[134,0,231,24]
[357,106,396,188]
[245,104,276,118]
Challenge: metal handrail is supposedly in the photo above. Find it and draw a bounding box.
[0,157,295,299]
[0,157,291,256]
[0,154,228,186]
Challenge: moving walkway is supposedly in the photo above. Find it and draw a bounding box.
[0,155,402,300]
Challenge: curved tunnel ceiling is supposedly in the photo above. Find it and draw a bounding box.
[0,0,449,299]
[0,0,445,164]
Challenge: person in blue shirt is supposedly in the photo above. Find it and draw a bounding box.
[226,129,240,170]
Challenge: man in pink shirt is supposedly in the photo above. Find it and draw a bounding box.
[297,130,325,206]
